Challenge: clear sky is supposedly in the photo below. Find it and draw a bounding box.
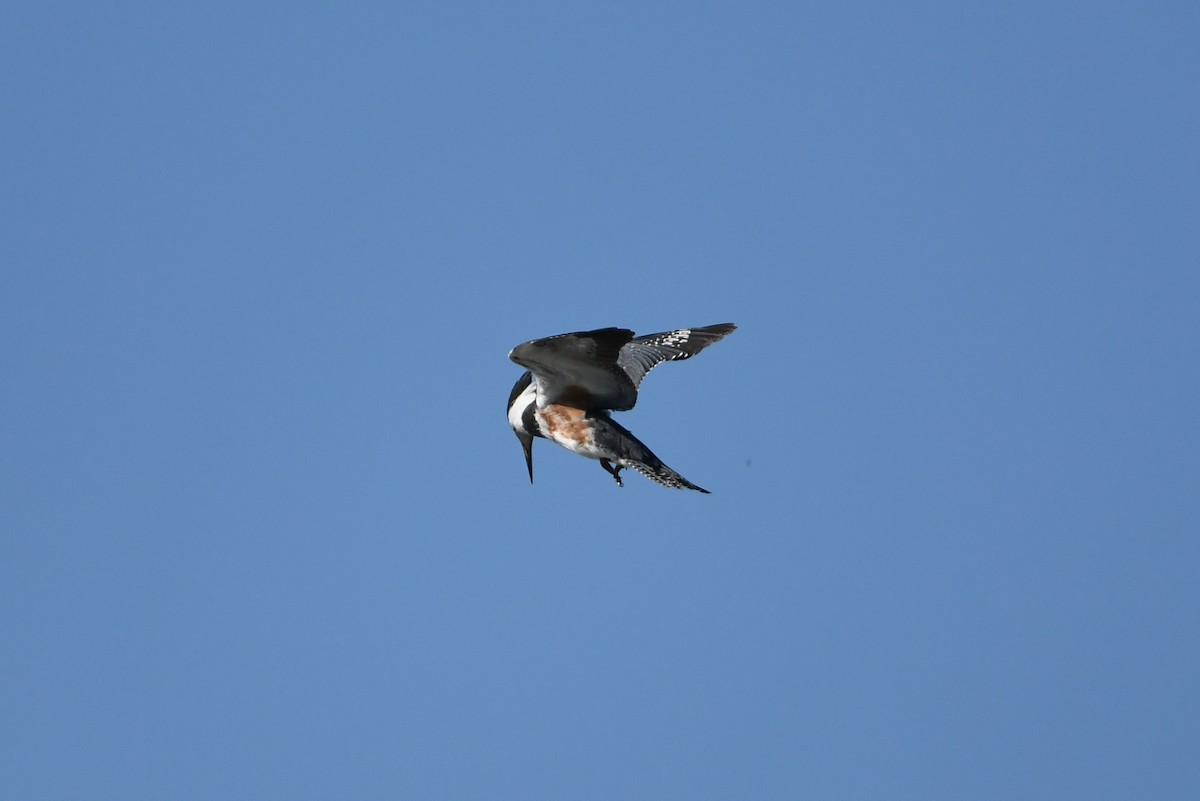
[3,1,1197,799]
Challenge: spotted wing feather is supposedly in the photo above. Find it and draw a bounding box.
[617,323,737,391]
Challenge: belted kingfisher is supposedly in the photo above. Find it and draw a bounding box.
[507,323,736,493]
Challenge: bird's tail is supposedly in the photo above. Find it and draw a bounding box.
[594,416,710,493]
[625,454,710,494]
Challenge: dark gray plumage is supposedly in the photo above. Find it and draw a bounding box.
[506,323,736,491]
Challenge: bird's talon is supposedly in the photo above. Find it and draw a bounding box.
[601,458,625,487]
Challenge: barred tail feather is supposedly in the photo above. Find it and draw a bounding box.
[626,456,710,494]
[595,416,711,493]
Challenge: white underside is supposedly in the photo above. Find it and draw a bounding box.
[514,375,618,462]
[544,426,609,461]
[535,408,611,461]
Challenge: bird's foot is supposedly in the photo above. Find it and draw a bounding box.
[601,459,624,488]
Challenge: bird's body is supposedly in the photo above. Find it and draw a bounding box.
[506,323,736,492]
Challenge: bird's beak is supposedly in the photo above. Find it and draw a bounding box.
[517,430,534,483]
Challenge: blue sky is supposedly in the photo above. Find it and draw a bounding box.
[2,1,1197,798]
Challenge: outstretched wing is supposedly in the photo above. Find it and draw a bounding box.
[617,323,737,390]
[509,327,639,411]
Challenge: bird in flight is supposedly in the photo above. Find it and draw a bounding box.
[506,323,736,493]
